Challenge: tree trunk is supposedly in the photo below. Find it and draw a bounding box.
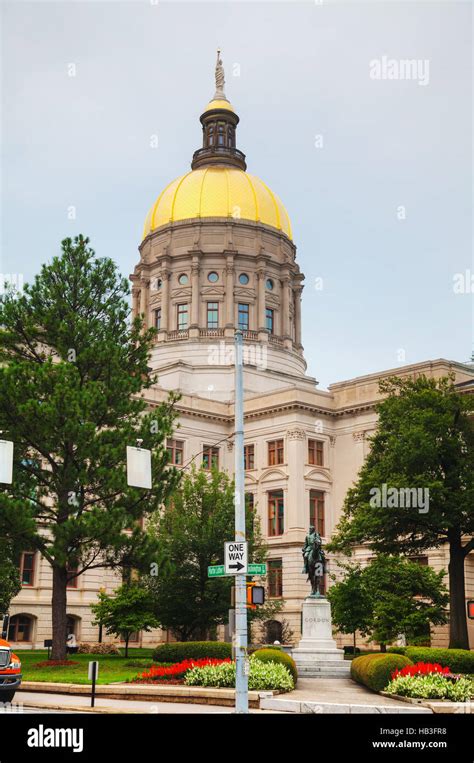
[380,643,386,653]
[353,631,356,652]
[448,539,469,649]
[125,635,130,658]
[51,566,68,661]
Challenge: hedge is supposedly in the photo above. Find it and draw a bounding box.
[152,641,232,663]
[252,648,298,683]
[351,653,413,693]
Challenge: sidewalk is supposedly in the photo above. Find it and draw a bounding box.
[17,691,273,714]
[260,678,433,714]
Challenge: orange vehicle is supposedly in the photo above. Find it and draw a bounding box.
[0,637,22,703]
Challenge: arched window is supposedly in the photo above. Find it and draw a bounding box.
[265,620,283,644]
[8,614,34,642]
[66,615,80,637]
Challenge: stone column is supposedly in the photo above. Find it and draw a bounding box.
[257,269,266,338]
[190,255,200,338]
[131,287,140,320]
[160,267,170,334]
[294,287,303,347]
[282,275,292,349]
[140,278,149,329]
[224,252,234,335]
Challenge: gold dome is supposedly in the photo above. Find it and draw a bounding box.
[203,98,235,113]
[143,167,292,241]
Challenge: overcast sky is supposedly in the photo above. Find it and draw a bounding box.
[1,0,472,389]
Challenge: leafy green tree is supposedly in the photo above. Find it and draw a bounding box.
[328,556,448,652]
[0,541,21,615]
[326,563,372,651]
[91,583,160,657]
[362,555,448,651]
[146,467,266,641]
[0,236,180,659]
[329,376,474,649]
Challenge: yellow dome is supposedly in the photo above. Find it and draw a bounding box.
[203,99,235,113]
[143,167,292,240]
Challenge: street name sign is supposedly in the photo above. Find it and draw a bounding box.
[208,565,225,577]
[247,563,267,576]
[224,541,248,574]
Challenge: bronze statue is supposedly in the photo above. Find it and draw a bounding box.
[302,525,326,598]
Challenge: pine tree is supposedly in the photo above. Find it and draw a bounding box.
[0,236,180,658]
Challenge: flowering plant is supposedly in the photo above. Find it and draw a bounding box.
[386,672,472,702]
[391,662,450,679]
[184,655,294,692]
[133,657,231,683]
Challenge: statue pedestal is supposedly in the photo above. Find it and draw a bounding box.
[292,597,350,678]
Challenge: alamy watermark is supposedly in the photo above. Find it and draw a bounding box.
[208,341,267,370]
[0,274,24,295]
[370,56,430,87]
[370,483,429,514]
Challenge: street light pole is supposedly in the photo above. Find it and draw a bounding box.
[234,330,248,713]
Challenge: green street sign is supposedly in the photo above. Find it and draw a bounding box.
[208,565,225,577]
[208,563,267,578]
[248,563,267,575]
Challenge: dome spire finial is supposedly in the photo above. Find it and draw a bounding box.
[214,48,227,101]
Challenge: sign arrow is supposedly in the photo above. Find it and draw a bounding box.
[229,561,245,572]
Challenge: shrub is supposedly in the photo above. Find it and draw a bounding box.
[77,642,121,655]
[351,653,413,692]
[152,641,232,663]
[387,647,407,655]
[185,655,294,692]
[402,648,474,675]
[252,648,298,683]
[386,673,473,702]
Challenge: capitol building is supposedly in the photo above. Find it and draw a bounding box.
[9,57,474,650]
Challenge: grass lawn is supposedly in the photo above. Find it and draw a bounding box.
[18,648,162,685]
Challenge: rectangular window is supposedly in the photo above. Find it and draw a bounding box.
[155,308,161,330]
[207,302,219,329]
[177,303,188,330]
[238,303,249,331]
[268,439,284,466]
[309,490,325,537]
[265,307,274,334]
[244,444,255,470]
[308,439,324,466]
[268,559,283,597]
[19,552,35,587]
[167,438,184,465]
[268,490,284,536]
[202,445,219,471]
[67,564,78,589]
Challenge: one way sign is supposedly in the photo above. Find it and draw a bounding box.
[224,541,248,575]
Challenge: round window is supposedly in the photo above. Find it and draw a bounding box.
[208,272,219,283]
[239,273,249,285]
[266,278,274,290]
[178,273,189,285]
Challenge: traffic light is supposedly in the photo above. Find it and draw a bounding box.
[246,582,265,609]
[231,583,266,609]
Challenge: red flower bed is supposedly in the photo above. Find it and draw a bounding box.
[391,662,450,679]
[132,657,232,684]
